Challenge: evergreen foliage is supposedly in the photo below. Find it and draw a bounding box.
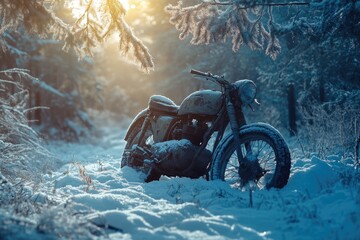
[0,0,358,167]
[0,26,98,140]
[165,0,309,60]
[0,0,153,71]
[0,1,359,237]
[256,0,360,154]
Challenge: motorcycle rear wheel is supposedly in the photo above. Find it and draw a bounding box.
[121,120,161,181]
[210,124,291,189]
[121,121,153,172]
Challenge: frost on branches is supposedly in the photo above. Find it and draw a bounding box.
[70,0,154,71]
[0,69,55,183]
[0,0,153,72]
[165,0,308,59]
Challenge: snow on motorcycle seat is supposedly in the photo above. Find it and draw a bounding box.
[149,95,178,114]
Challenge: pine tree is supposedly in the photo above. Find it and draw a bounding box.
[165,0,309,60]
[256,0,360,155]
[0,1,105,141]
[0,0,154,72]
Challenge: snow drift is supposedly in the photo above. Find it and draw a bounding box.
[1,130,359,239]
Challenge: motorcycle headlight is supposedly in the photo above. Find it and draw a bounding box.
[234,80,257,105]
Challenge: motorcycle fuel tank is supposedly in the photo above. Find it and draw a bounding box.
[178,90,223,116]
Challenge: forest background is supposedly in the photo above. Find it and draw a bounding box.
[0,0,359,182]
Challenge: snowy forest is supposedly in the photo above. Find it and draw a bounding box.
[1,0,359,239]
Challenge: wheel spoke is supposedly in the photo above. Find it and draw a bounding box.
[260,143,272,157]
[221,136,281,190]
[225,170,238,178]
[228,162,239,168]
[259,148,274,163]
[257,140,267,155]
[264,151,275,163]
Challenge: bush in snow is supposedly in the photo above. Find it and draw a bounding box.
[0,69,58,182]
[339,168,360,205]
[0,173,43,217]
[298,93,360,158]
[0,174,103,239]
[35,203,103,239]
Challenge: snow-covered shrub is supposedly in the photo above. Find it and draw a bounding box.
[35,203,103,239]
[0,172,44,218]
[0,69,57,182]
[0,175,103,239]
[298,93,360,158]
[0,173,16,207]
[339,168,360,205]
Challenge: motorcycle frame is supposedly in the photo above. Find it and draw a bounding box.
[134,82,248,176]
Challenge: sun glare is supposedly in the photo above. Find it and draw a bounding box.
[120,0,130,10]
[68,0,131,19]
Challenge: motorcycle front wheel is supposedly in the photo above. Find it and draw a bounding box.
[210,123,291,190]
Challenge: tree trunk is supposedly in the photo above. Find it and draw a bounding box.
[319,77,325,103]
[288,83,297,136]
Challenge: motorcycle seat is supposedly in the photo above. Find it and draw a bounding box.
[149,95,178,114]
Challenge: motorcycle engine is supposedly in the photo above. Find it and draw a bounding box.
[171,119,208,146]
[151,139,211,178]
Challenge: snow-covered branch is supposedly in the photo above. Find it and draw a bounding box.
[0,0,154,72]
[0,68,64,98]
[105,0,154,72]
[165,1,295,59]
[209,0,309,8]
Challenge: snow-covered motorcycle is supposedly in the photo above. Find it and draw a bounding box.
[122,69,291,189]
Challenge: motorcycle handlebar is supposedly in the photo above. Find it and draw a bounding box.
[190,69,210,77]
[190,69,229,86]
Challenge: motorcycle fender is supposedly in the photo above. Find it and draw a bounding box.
[124,108,149,141]
[212,123,285,163]
[152,116,176,142]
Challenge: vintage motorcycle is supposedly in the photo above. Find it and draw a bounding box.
[121,69,291,189]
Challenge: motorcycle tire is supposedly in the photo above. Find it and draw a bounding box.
[121,119,161,181]
[210,123,291,189]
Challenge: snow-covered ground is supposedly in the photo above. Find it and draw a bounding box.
[2,125,360,239]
